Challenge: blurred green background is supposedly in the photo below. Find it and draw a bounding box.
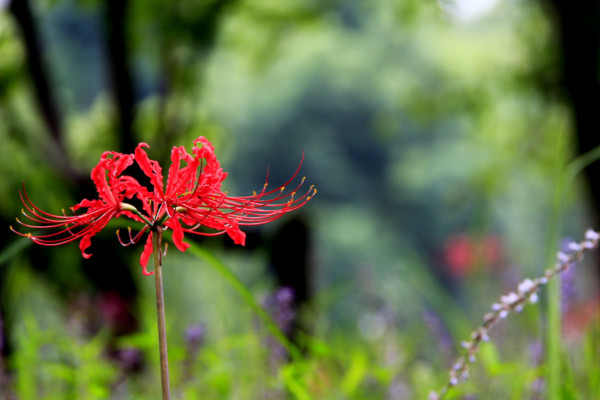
[1,0,600,398]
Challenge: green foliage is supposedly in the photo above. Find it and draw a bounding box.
[11,315,118,399]
[3,243,600,399]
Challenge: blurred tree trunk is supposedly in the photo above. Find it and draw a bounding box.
[3,0,68,363]
[5,0,140,361]
[105,0,136,153]
[9,0,62,142]
[154,0,240,155]
[544,0,600,266]
[8,0,77,179]
[269,217,312,311]
[266,217,312,357]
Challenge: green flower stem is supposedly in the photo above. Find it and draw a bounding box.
[186,242,302,362]
[152,226,171,400]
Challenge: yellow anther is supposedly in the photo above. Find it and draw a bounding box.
[116,229,120,234]
[26,233,32,238]
[302,176,306,181]
[15,218,20,223]
[253,191,257,196]
[306,196,311,200]
[280,186,285,191]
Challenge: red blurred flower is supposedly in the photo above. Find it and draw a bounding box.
[11,151,150,259]
[12,137,315,276]
[563,296,600,341]
[443,234,503,277]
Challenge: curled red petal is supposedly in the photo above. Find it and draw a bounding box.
[140,233,155,276]
[135,142,165,199]
[166,217,190,252]
[226,224,246,246]
[165,146,194,199]
[90,154,114,204]
[110,151,135,176]
[79,234,93,258]
[90,151,136,205]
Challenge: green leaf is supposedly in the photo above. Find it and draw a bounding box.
[184,240,302,361]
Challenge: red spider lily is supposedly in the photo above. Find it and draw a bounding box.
[12,136,315,276]
[133,137,315,274]
[11,151,152,261]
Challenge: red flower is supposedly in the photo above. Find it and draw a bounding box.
[12,137,315,276]
[11,151,151,260]
[134,137,315,273]
[443,234,503,277]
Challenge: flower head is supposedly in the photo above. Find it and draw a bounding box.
[12,137,315,276]
[11,151,150,259]
[134,137,315,269]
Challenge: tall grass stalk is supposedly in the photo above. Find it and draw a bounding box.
[546,126,569,400]
[546,135,600,399]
